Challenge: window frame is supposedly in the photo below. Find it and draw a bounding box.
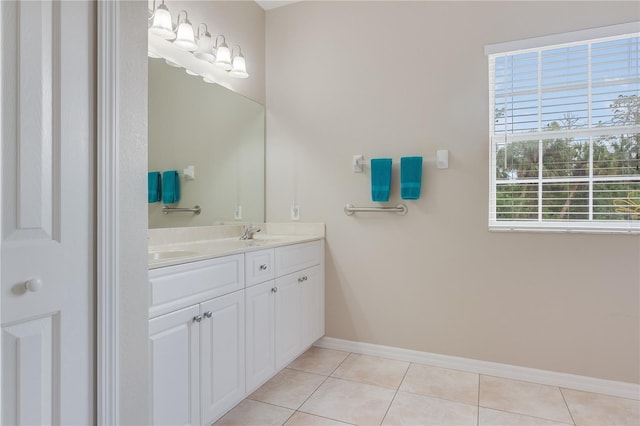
[486,23,640,234]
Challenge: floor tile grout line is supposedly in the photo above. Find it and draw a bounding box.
[295,408,359,425]
[477,402,576,425]
[559,387,578,426]
[379,362,413,425]
[293,373,331,411]
[327,351,353,377]
[480,406,575,425]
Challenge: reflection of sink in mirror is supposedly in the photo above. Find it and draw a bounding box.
[148,250,199,262]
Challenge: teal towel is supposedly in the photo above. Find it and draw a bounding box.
[401,156,422,200]
[162,170,180,204]
[148,171,161,203]
[371,158,392,202]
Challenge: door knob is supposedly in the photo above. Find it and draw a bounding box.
[24,278,43,293]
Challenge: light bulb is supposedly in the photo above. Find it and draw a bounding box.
[149,3,175,40]
[229,53,249,78]
[173,13,197,51]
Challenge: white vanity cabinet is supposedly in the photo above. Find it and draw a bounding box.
[149,255,245,426]
[200,290,245,424]
[149,239,324,425]
[246,240,325,391]
[149,305,200,426]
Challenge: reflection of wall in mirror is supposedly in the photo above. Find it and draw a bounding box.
[148,59,265,228]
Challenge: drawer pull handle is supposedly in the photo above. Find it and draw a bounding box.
[193,315,202,323]
[259,264,268,271]
[204,311,212,319]
[298,276,308,283]
[271,287,277,293]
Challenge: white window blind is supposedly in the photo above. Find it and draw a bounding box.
[487,26,640,233]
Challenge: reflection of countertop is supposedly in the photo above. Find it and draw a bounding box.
[149,234,323,269]
[148,224,325,270]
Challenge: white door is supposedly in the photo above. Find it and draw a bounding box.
[149,305,200,426]
[1,1,94,424]
[275,273,301,369]
[245,280,275,393]
[200,290,245,425]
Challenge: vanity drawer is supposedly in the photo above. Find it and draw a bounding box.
[149,254,244,318]
[245,249,275,287]
[275,240,322,277]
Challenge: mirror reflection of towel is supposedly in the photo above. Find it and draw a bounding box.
[148,171,161,203]
[371,158,392,202]
[162,170,180,204]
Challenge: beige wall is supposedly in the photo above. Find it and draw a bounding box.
[265,1,640,383]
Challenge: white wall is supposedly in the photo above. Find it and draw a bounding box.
[265,1,640,383]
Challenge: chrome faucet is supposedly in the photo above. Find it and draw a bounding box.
[240,224,261,240]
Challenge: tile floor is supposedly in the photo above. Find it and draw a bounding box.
[215,347,640,426]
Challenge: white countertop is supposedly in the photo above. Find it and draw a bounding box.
[149,234,323,269]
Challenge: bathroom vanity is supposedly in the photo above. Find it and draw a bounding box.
[147,226,324,426]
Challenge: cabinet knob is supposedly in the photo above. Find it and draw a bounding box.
[271,287,277,293]
[259,264,268,271]
[193,315,202,323]
[24,278,43,292]
[204,311,212,319]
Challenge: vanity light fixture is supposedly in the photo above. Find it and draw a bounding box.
[229,46,249,79]
[194,24,215,62]
[214,35,232,70]
[173,10,197,51]
[148,0,175,40]
[148,1,251,79]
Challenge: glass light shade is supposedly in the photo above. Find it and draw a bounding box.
[194,34,215,62]
[215,43,232,70]
[174,21,197,51]
[149,4,175,40]
[229,54,249,78]
[165,59,182,68]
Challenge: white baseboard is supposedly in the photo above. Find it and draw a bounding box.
[314,337,640,400]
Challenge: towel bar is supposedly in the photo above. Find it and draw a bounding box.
[344,204,408,216]
[162,205,201,215]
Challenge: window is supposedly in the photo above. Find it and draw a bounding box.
[486,23,640,233]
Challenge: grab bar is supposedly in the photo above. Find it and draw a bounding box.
[162,205,201,215]
[344,203,408,216]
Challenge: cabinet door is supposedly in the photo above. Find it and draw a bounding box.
[299,265,325,349]
[149,305,200,426]
[274,274,301,369]
[245,281,276,393]
[200,290,245,425]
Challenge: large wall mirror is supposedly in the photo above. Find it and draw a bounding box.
[148,58,265,228]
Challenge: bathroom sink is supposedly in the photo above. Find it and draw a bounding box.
[148,250,199,262]
[243,235,292,246]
